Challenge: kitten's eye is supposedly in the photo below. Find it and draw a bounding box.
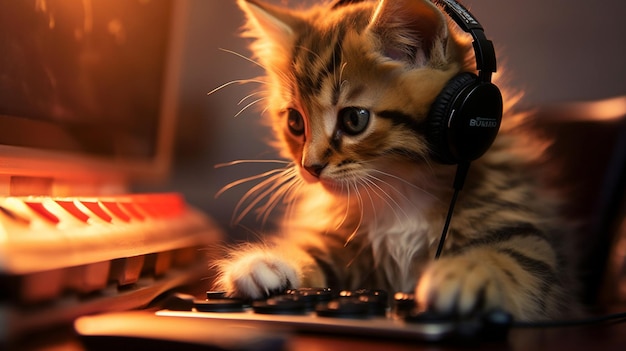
[287,108,305,136]
[338,107,370,135]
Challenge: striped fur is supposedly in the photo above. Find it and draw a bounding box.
[214,0,580,321]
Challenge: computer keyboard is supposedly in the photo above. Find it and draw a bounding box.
[73,288,511,351]
[152,288,512,343]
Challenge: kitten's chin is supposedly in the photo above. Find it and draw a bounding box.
[318,179,345,195]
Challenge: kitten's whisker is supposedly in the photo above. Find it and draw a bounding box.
[258,169,299,224]
[233,169,294,224]
[355,178,380,230]
[215,159,291,168]
[283,179,304,222]
[330,40,344,92]
[358,177,378,228]
[234,97,268,118]
[367,173,426,210]
[369,169,438,201]
[410,152,437,178]
[325,183,346,235]
[362,176,409,223]
[219,48,267,70]
[258,189,286,223]
[261,179,299,224]
[344,226,359,246]
[368,175,415,217]
[344,181,365,246]
[233,183,283,225]
[335,181,352,231]
[207,79,266,96]
[251,180,294,225]
[238,91,265,105]
[215,168,286,199]
[338,62,348,86]
[340,79,349,92]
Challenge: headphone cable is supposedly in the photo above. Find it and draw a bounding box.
[435,162,470,259]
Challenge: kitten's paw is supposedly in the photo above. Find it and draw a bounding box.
[215,251,300,300]
[416,255,507,317]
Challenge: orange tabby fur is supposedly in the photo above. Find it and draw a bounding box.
[213,0,580,321]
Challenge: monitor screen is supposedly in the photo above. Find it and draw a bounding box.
[0,0,184,190]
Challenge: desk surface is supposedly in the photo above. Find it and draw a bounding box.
[14,315,626,351]
[293,322,626,351]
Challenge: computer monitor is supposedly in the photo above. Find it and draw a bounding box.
[0,0,186,195]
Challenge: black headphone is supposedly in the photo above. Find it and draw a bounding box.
[425,1,503,258]
[426,0,503,165]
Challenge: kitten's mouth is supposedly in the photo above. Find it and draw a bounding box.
[299,167,347,194]
[299,167,321,184]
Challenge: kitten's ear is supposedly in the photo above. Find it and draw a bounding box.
[368,0,450,67]
[237,0,301,54]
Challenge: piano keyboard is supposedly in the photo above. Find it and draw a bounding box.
[0,193,222,342]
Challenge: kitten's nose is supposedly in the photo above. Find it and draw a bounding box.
[303,163,327,178]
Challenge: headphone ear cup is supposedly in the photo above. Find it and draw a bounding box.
[427,72,478,164]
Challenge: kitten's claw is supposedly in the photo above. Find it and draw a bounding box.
[415,255,507,317]
[215,252,300,300]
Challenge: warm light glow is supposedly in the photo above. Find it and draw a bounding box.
[580,96,626,121]
[552,96,626,122]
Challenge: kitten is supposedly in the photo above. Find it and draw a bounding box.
[213,0,580,321]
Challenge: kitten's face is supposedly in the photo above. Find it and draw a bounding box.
[238,0,469,194]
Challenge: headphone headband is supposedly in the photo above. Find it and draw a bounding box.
[435,0,497,81]
[425,0,503,166]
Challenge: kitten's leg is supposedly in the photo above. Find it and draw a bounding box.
[415,238,565,321]
[213,243,325,299]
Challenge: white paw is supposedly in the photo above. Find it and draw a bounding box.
[215,251,300,299]
[416,255,507,316]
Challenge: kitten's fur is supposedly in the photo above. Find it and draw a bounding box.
[213,0,580,321]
